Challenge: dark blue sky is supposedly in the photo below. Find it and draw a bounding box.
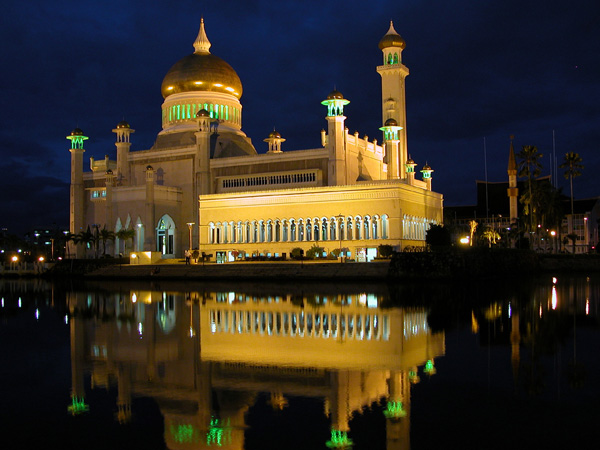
[1,0,599,235]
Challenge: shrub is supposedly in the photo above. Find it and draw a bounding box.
[377,244,394,258]
[305,244,325,259]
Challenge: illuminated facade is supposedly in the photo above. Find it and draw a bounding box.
[69,20,442,260]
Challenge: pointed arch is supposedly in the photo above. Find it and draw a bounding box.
[156,214,176,255]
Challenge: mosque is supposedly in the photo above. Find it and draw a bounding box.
[68,19,443,261]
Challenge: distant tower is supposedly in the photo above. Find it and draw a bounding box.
[112,120,134,185]
[507,135,519,223]
[377,22,409,170]
[322,90,350,186]
[67,128,88,258]
[264,129,285,154]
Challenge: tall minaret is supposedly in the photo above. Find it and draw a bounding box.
[113,120,134,185]
[507,135,519,224]
[67,128,88,258]
[377,22,409,168]
[322,90,350,186]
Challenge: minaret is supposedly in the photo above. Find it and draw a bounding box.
[420,163,434,191]
[377,22,409,168]
[264,129,285,154]
[405,156,417,185]
[195,109,212,195]
[507,135,519,224]
[112,120,134,185]
[379,118,403,179]
[145,165,155,251]
[67,128,88,258]
[322,90,350,186]
[105,169,115,254]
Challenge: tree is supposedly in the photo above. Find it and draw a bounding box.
[99,227,115,256]
[517,145,543,233]
[481,226,500,248]
[425,224,451,249]
[74,227,94,257]
[116,228,136,255]
[306,244,325,259]
[559,152,584,216]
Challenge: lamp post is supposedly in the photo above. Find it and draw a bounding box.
[187,222,195,251]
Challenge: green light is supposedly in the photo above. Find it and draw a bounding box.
[326,429,353,449]
[170,424,199,444]
[207,417,231,447]
[423,359,436,375]
[378,125,402,141]
[321,98,350,117]
[384,401,407,419]
[67,396,89,415]
[66,135,88,150]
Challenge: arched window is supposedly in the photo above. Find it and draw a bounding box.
[372,215,379,240]
[306,219,312,241]
[382,214,389,239]
[330,218,337,241]
[364,216,370,240]
[298,219,304,241]
[267,220,273,242]
[252,221,258,243]
[244,221,250,243]
[347,218,353,240]
[354,216,362,240]
[259,220,266,243]
[290,219,296,242]
[275,220,281,242]
[156,215,176,255]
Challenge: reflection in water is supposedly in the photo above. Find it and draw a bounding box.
[1,276,598,449]
[66,285,445,450]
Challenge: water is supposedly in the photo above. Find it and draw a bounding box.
[0,276,598,450]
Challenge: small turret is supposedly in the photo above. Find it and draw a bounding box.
[264,129,285,154]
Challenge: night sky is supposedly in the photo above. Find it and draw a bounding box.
[1,0,599,235]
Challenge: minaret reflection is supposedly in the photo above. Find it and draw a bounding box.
[68,287,445,449]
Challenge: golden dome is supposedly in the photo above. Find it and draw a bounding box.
[326,89,345,100]
[161,20,242,99]
[196,108,210,117]
[406,157,415,165]
[422,163,432,171]
[379,21,406,50]
[384,118,398,127]
[268,130,281,139]
[161,53,243,99]
[70,127,84,136]
[116,120,130,128]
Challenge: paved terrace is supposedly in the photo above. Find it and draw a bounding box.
[86,259,391,281]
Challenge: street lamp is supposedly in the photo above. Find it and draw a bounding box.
[187,223,195,250]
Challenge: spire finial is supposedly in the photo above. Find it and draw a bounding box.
[193,18,211,54]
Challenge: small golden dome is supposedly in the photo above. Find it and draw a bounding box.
[379,21,406,50]
[406,157,415,165]
[106,169,113,174]
[71,128,84,136]
[384,118,398,127]
[116,121,130,129]
[422,163,432,171]
[161,53,243,99]
[268,130,281,139]
[327,89,345,100]
[196,108,210,117]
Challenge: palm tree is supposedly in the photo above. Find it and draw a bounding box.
[559,152,584,216]
[99,227,115,256]
[74,227,94,258]
[517,145,543,235]
[116,228,136,255]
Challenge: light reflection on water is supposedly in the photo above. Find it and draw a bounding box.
[0,276,598,449]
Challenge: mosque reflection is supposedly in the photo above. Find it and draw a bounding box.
[66,284,445,450]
